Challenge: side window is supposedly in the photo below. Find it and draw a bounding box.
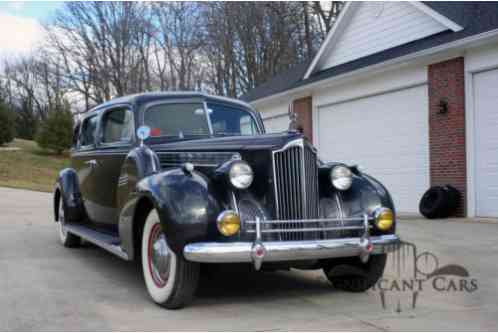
[79,116,97,147]
[240,115,258,135]
[101,108,134,144]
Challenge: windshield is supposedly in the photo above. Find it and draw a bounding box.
[208,102,259,136]
[144,103,209,138]
[144,102,259,139]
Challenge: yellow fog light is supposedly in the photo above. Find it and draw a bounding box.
[374,207,394,231]
[217,210,241,236]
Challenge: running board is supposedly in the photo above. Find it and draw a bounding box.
[64,224,129,260]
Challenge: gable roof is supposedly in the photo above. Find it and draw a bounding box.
[239,61,310,102]
[242,2,498,104]
[303,1,463,79]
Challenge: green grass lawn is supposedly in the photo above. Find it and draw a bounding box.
[0,139,70,192]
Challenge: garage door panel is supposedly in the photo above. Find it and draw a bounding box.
[264,115,289,133]
[474,68,498,217]
[317,85,429,213]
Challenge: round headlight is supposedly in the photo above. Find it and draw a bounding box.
[229,161,253,189]
[330,165,353,190]
[217,210,241,236]
[374,207,394,231]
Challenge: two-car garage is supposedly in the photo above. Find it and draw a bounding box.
[244,3,498,218]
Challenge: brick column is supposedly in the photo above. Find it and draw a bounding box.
[293,96,313,143]
[428,57,466,216]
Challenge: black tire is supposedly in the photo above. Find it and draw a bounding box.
[443,185,460,216]
[419,186,449,219]
[56,196,81,248]
[322,254,387,292]
[141,209,199,309]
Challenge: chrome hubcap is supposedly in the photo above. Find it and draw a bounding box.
[148,224,170,288]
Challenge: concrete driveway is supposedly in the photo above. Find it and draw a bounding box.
[0,187,497,331]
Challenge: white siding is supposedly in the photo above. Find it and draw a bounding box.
[313,64,427,109]
[256,103,290,133]
[320,2,448,70]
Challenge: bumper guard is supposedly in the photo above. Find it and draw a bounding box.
[183,214,400,270]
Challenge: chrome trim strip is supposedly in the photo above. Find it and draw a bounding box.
[203,101,214,136]
[246,226,365,234]
[230,190,239,214]
[183,234,400,263]
[244,217,370,224]
[335,193,345,237]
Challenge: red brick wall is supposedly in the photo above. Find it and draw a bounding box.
[293,96,313,143]
[428,57,466,216]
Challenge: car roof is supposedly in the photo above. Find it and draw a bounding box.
[83,91,255,119]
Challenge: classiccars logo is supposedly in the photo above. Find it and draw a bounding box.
[372,241,478,312]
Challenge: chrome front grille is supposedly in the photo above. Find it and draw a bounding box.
[272,139,320,240]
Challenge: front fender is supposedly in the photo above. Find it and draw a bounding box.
[54,168,86,222]
[338,173,396,233]
[137,169,221,255]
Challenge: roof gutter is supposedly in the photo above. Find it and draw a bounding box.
[250,28,498,107]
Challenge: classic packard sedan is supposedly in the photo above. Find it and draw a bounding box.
[54,92,400,309]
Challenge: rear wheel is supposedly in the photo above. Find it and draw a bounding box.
[141,210,199,309]
[56,197,81,247]
[322,254,387,292]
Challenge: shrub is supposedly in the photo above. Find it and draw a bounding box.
[0,103,15,146]
[36,108,74,155]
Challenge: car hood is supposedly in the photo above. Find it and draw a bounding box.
[149,132,305,152]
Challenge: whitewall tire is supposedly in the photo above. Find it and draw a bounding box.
[57,198,80,247]
[141,209,199,309]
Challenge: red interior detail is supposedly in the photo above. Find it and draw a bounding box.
[150,128,162,137]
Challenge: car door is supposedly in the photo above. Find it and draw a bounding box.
[73,114,100,225]
[93,105,135,230]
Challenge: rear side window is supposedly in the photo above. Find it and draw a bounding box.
[79,116,97,147]
[101,108,133,144]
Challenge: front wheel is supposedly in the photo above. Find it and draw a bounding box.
[322,254,387,292]
[141,210,199,309]
[56,197,81,247]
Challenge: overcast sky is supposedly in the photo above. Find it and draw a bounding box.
[0,1,62,60]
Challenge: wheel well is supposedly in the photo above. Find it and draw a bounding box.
[133,197,154,260]
[54,189,61,222]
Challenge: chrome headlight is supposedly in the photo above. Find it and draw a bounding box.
[330,165,353,191]
[229,160,254,189]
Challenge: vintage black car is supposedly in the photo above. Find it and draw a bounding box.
[54,92,400,309]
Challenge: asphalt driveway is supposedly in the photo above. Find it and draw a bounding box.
[0,187,497,331]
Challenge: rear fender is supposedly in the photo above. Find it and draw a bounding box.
[54,168,86,222]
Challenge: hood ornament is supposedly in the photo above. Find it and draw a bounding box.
[288,101,303,134]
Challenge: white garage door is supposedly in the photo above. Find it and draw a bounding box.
[316,85,429,214]
[474,68,498,217]
[263,114,290,133]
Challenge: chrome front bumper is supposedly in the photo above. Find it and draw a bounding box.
[183,214,401,270]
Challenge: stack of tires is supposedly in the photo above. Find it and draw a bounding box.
[419,185,460,219]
